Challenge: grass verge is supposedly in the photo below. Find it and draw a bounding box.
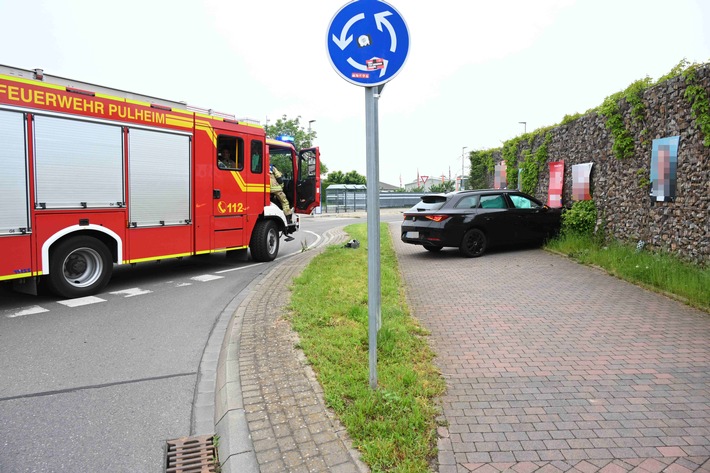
[546,233,710,312]
[287,223,446,472]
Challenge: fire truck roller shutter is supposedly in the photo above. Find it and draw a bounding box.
[33,115,124,209]
[0,110,30,233]
[128,128,191,227]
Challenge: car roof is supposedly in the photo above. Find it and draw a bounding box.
[417,189,527,200]
[457,189,512,194]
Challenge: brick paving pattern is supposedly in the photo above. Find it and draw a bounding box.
[238,228,368,473]
[391,227,710,473]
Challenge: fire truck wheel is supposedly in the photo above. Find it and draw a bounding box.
[250,220,280,262]
[48,236,113,298]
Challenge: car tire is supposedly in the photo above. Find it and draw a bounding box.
[423,244,442,252]
[459,228,486,258]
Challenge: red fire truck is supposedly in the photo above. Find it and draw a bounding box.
[0,65,320,298]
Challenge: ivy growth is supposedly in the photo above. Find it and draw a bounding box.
[501,137,522,189]
[469,59,709,186]
[598,92,635,160]
[561,112,583,125]
[469,149,496,189]
[682,62,710,146]
[636,168,650,189]
[656,58,691,84]
[519,132,552,194]
[625,77,652,123]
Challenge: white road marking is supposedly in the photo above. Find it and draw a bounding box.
[109,288,153,297]
[3,237,330,313]
[216,263,263,274]
[191,274,224,282]
[7,306,50,318]
[57,296,106,307]
[267,230,324,260]
[303,230,322,249]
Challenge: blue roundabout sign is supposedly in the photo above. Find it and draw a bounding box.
[326,0,410,87]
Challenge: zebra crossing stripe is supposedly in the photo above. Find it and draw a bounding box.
[57,296,106,307]
[7,306,50,318]
[109,288,153,297]
[191,274,224,282]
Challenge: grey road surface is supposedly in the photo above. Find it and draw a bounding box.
[0,213,387,473]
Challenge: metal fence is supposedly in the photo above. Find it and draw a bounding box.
[323,185,425,213]
[379,192,425,209]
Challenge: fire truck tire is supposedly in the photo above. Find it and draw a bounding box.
[250,220,279,262]
[47,236,113,298]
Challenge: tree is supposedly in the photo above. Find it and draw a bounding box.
[321,169,367,200]
[430,181,455,193]
[325,170,366,185]
[469,149,495,190]
[264,114,327,176]
[264,115,316,150]
[326,170,345,184]
[343,170,367,185]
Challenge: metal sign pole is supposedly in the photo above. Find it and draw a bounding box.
[366,86,381,390]
[326,0,409,391]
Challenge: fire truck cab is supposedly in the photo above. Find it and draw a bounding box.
[0,65,320,298]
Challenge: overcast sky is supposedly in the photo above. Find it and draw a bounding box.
[2,0,708,186]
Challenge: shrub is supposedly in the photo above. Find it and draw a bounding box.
[561,200,597,236]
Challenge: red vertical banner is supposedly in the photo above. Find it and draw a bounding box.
[547,161,564,208]
[494,162,507,189]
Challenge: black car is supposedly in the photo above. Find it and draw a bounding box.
[401,189,562,257]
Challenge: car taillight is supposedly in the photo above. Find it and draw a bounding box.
[425,215,449,222]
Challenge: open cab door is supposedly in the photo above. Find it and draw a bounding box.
[295,147,320,214]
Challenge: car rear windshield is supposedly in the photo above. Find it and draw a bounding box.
[409,195,448,212]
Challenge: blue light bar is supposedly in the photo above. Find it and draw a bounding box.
[276,134,295,143]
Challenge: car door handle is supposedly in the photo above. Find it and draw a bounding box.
[213,189,221,199]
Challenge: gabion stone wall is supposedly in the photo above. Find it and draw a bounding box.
[490,64,709,264]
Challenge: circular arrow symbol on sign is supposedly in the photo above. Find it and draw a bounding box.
[327,0,410,87]
[332,13,365,50]
[374,11,396,52]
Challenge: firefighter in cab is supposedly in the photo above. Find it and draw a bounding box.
[270,164,292,223]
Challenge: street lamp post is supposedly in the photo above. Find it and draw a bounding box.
[519,121,527,134]
[461,146,468,191]
[307,120,317,148]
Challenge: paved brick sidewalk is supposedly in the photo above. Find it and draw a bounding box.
[236,228,368,473]
[391,226,710,473]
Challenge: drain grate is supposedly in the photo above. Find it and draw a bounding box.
[165,434,219,473]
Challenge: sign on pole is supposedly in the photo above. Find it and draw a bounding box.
[327,0,409,389]
[327,0,410,88]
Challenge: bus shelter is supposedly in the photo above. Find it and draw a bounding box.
[324,184,367,213]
